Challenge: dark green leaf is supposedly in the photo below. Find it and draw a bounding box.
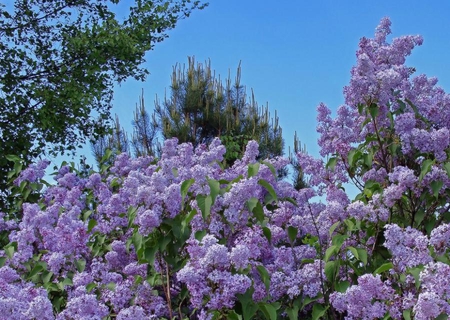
[356,248,368,266]
[197,194,212,220]
[258,179,278,204]
[325,245,337,262]
[325,260,339,282]
[335,280,350,293]
[431,180,443,199]
[181,178,195,203]
[75,259,86,273]
[262,226,272,243]
[419,159,434,181]
[287,226,298,244]
[247,162,260,178]
[208,178,220,204]
[87,219,97,233]
[256,265,271,292]
[326,157,338,171]
[258,303,278,320]
[373,262,393,275]
[312,304,329,320]
[262,161,277,177]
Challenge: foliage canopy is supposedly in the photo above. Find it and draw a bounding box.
[0,0,207,210]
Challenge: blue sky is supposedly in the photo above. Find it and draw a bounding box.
[60,1,450,170]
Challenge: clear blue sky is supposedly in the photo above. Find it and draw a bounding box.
[60,1,450,169]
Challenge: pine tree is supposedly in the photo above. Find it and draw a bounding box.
[91,115,129,166]
[152,57,284,166]
[289,131,308,190]
[92,58,308,189]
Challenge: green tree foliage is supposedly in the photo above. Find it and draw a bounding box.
[0,0,207,211]
[289,131,308,190]
[91,115,130,166]
[93,58,309,185]
[131,91,160,157]
[154,57,284,165]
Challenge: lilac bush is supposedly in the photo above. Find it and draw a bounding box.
[1,17,450,320]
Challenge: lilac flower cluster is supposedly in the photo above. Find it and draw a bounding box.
[330,274,395,319]
[177,235,252,310]
[384,224,432,272]
[14,159,50,186]
[0,266,54,319]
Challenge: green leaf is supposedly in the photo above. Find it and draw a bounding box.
[373,262,393,275]
[0,257,6,268]
[87,218,97,232]
[4,242,17,259]
[286,304,299,320]
[444,162,450,179]
[419,159,434,181]
[262,161,277,177]
[287,226,298,244]
[197,194,212,220]
[258,179,278,204]
[246,197,259,212]
[132,231,143,252]
[256,265,271,292]
[227,311,242,320]
[5,154,21,162]
[183,209,197,229]
[409,266,424,289]
[326,157,338,171]
[325,246,337,263]
[332,234,348,248]
[363,151,373,167]
[237,287,259,320]
[181,178,195,203]
[262,226,272,243]
[402,309,411,320]
[356,248,368,266]
[143,246,158,266]
[27,263,45,279]
[431,180,443,199]
[75,259,86,273]
[258,303,278,320]
[368,103,379,118]
[247,162,260,178]
[347,246,359,260]
[195,230,207,241]
[312,304,329,320]
[325,260,339,282]
[208,178,220,204]
[252,200,265,223]
[335,280,350,293]
[329,221,340,237]
[86,283,97,292]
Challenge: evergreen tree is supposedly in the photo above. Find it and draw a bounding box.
[153,57,284,166]
[93,57,307,188]
[289,131,308,190]
[91,114,130,166]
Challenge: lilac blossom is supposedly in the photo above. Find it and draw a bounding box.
[330,274,395,319]
[384,224,432,271]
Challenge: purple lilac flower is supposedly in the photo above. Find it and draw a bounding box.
[116,306,146,320]
[384,224,431,271]
[0,267,54,319]
[57,294,109,320]
[413,292,450,320]
[14,159,50,185]
[330,274,394,319]
[430,223,450,254]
